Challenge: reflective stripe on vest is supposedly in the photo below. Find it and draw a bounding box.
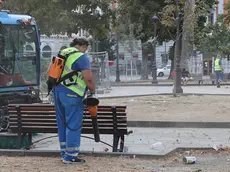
[214,59,222,71]
[60,47,87,97]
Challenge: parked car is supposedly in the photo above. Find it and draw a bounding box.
[157,65,171,77]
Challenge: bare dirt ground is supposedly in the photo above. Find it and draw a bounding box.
[0,150,230,172]
[99,95,230,122]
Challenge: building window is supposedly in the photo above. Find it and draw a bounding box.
[119,53,124,60]
[42,45,52,58]
[60,46,67,51]
[25,45,34,51]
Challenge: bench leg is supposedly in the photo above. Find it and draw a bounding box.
[26,133,33,149]
[119,135,125,152]
[17,133,26,149]
[16,135,22,149]
[112,134,119,152]
[198,80,203,85]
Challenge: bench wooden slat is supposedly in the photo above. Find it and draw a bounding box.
[10,124,127,127]
[8,104,127,108]
[10,128,127,135]
[9,113,127,117]
[9,126,127,130]
[9,118,127,123]
[8,105,126,112]
[9,115,127,119]
[8,109,126,113]
[8,108,126,112]
[9,103,126,108]
[10,126,127,129]
[9,115,127,120]
[9,121,127,127]
[8,111,127,116]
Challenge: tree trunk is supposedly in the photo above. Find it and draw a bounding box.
[140,40,149,80]
[181,0,195,72]
[168,57,174,79]
[168,42,176,79]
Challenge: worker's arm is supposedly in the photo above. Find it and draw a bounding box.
[82,69,95,93]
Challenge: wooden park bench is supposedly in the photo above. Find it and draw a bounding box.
[190,74,203,85]
[8,104,131,152]
[170,72,203,85]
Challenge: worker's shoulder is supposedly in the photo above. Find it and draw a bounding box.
[77,54,90,64]
[59,47,82,56]
[79,53,89,58]
[72,54,91,69]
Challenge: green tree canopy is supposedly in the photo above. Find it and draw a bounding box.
[1,0,112,38]
[117,0,216,78]
[118,0,171,43]
[195,15,230,56]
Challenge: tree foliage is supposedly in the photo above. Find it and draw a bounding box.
[195,15,230,56]
[117,0,214,43]
[1,0,112,38]
[118,0,170,43]
[194,0,230,56]
[118,0,217,53]
[117,0,171,79]
[161,0,217,39]
[117,0,216,78]
[160,0,217,68]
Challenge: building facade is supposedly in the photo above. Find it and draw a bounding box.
[40,35,71,58]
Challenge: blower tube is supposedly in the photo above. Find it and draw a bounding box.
[83,93,100,142]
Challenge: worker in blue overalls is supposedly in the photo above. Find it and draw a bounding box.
[53,37,95,164]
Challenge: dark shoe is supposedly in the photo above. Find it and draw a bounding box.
[62,155,86,164]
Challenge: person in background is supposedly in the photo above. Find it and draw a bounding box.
[181,68,192,85]
[214,55,224,88]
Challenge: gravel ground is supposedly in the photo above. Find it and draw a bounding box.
[99,95,230,122]
[1,150,230,172]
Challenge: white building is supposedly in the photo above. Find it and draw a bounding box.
[39,30,91,58]
[40,35,71,58]
[212,0,227,22]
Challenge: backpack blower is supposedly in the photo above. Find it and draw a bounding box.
[46,51,79,95]
[83,92,100,142]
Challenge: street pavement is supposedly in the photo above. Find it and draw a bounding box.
[33,127,230,155]
[109,75,169,82]
[97,85,230,98]
[42,85,230,103]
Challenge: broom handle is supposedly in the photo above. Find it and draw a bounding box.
[91,116,100,142]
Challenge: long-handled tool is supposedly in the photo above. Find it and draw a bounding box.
[82,93,100,142]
